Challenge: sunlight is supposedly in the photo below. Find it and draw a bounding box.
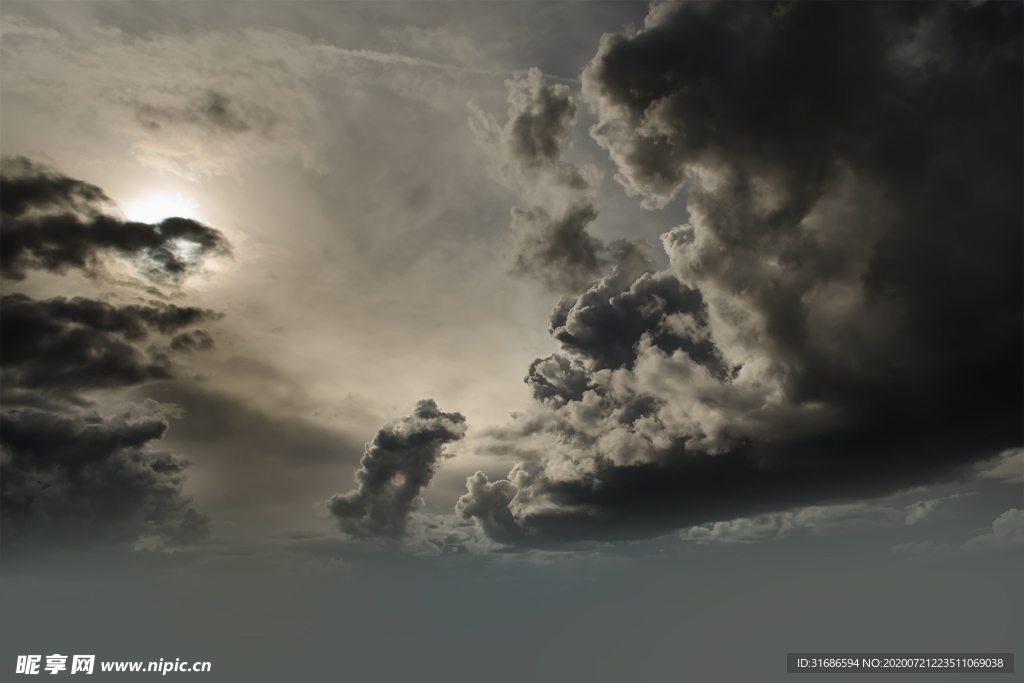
[123,193,201,224]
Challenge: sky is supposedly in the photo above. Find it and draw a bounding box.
[1,2,1021,681]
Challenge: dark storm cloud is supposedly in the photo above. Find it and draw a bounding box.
[328,400,466,539]
[0,293,218,550]
[134,90,275,135]
[472,69,650,292]
[548,268,730,376]
[1,294,220,391]
[1,407,209,548]
[460,422,1015,546]
[0,156,111,218]
[0,161,224,552]
[0,157,230,282]
[459,2,1023,547]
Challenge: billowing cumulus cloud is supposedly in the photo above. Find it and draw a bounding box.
[458,2,1022,548]
[1,157,230,282]
[959,509,1024,554]
[1,407,209,550]
[548,267,730,375]
[456,472,524,546]
[328,400,467,539]
[472,68,650,292]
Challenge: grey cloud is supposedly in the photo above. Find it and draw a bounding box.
[905,499,944,526]
[328,400,466,539]
[459,427,1006,545]
[0,163,223,553]
[505,70,576,171]
[959,509,1024,554]
[904,494,971,526]
[0,296,215,552]
[508,203,603,292]
[471,67,589,188]
[525,354,592,405]
[458,2,1022,548]
[0,157,231,282]
[548,267,730,375]
[0,156,111,218]
[0,407,209,550]
[472,69,650,292]
[1,294,220,392]
[456,472,524,547]
[509,202,655,293]
[169,329,215,353]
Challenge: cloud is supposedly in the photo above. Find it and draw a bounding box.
[0,164,222,553]
[1,407,209,550]
[471,67,590,192]
[508,203,646,293]
[459,3,1022,548]
[681,503,903,544]
[456,471,525,546]
[133,89,274,136]
[904,494,971,526]
[0,19,335,177]
[1,293,220,393]
[959,509,1024,554]
[169,329,215,354]
[1,158,231,282]
[471,68,650,292]
[976,448,1024,485]
[0,156,111,217]
[1,16,499,179]
[327,400,467,539]
[0,304,215,552]
[548,267,730,375]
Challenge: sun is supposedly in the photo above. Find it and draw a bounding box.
[123,193,201,224]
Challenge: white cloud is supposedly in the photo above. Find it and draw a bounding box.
[959,509,1024,554]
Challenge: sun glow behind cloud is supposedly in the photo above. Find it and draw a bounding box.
[123,193,201,224]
